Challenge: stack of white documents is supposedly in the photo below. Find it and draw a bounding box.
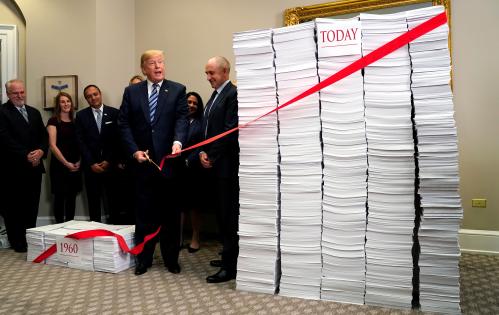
[316,17,367,305]
[407,6,462,314]
[233,28,280,294]
[94,225,135,273]
[27,221,135,273]
[27,222,66,262]
[273,21,322,300]
[361,11,415,309]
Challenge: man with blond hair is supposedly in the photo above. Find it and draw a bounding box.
[0,79,47,252]
[119,50,188,275]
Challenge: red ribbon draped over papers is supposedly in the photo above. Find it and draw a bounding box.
[34,11,447,264]
[33,226,161,263]
[159,11,448,170]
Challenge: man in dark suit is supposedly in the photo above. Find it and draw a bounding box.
[75,85,121,223]
[0,79,48,252]
[118,49,188,275]
[200,56,239,283]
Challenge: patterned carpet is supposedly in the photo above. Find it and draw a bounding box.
[0,242,497,315]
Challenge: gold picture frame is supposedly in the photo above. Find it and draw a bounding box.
[284,0,452,81]
[43,75,79,110]
[284,0,450,26]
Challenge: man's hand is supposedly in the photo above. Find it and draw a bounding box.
[90,163,105,173]
[171,143,182,156]
[199,151,212,168]
[27,149,43,167]
[99,160,110,170]
[133,150,149,163]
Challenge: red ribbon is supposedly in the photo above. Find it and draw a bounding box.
[159,11,448,170]
[32,226,161,263]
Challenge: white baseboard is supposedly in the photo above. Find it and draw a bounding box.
[459,229,499,255]
[1,217,498,255]
[36,216,96,226]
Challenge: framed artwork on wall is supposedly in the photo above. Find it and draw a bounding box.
[43,75,78,110]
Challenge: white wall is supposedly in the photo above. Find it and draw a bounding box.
[14,0,135,219]
[3,0,499,231]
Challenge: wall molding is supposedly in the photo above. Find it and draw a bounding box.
[459,229,499,255]
[1,216,498,255]
[0,24,18,103]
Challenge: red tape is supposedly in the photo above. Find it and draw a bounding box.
[159,11,448,170]
[33,226,161,263]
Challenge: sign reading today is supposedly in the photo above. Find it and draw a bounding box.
[316,18,362,58]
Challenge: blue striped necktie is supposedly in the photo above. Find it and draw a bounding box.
[149,83,159,122]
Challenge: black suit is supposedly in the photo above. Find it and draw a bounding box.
[75,105,121,222]
[201,81,239,274]
[118,79,188,268]
[0,101,48,250]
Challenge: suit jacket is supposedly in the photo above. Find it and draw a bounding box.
[201,81,239,178]
[0,101,48,174]
[118,79,188,177]
[75,104,120,169]
[185,118,203,167]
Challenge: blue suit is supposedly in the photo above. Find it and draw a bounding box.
[118,79,188,267]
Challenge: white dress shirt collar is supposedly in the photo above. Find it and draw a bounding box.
[147,80,163,96]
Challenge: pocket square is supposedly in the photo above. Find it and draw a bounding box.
[105,121,113,125]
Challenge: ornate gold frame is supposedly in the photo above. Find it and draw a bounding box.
[284,0,450,26]
[284,0,452,82]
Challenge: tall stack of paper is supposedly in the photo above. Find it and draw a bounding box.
[407,6,462,314]
[273,21,322,299]
[361,12,415,309]
[233,28,280,294]
[316,17,367,305]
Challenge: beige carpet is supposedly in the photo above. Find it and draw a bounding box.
[0,242,497,314]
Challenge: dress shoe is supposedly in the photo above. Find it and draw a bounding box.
[206,268,236,283]
[210,259,223,268]
[13,246,27,253]
[187,246,200,253]
[166,262,181,274]
[134,262,148,276]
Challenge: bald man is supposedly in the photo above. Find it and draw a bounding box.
[200,56,239,283]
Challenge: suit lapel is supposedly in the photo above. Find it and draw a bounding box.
[153,79,169,125]
[88,107,100,135]
[9,103,29,126]
[140,81,150,123]
[207,82,231,120]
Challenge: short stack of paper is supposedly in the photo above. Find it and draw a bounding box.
[27,220,135,273]
[362,12,415,309]
[407,6,462,314]
[26,222,66,262]
[273,21,322,299]
[233,28,280,294]
[316,17,367,305]
[94,225,135,273]
[45,225,95,271]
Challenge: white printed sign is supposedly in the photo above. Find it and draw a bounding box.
[56,236,93,265]
[316,18,361,58]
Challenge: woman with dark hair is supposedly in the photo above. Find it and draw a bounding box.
[179,91,205,252]
[46,92,82,223]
